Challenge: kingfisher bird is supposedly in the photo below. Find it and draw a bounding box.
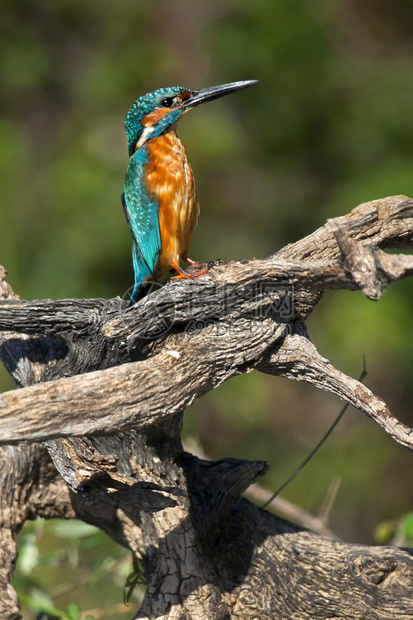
[122,79,258,305]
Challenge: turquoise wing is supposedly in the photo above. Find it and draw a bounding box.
[122,150,161,304]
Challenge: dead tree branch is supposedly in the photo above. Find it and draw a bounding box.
[0,195,412,619]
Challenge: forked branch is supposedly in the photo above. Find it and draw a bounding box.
[0,196,413,449]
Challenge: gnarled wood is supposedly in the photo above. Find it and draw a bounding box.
[0,196,412,619]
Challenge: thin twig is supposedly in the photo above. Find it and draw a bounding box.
[318,476,342,525]
[261,356,368,508]
[246,482,338,538]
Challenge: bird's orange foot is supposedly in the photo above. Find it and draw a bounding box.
[182,253,205,268]
[170,259,209,281]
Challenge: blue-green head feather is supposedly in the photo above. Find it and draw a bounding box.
[124,86,192,156]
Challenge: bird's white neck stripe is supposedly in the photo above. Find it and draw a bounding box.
[136,126,155,150]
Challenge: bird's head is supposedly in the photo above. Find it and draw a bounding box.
[124,80,258,156]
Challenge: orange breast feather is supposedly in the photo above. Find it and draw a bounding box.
[144,132,199,280]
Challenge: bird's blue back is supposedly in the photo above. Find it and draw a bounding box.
[122,147,161,303]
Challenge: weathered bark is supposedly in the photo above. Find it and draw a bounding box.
[0,196,412,619]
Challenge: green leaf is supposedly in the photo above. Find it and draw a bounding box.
[49,520,99,539]
[17,533,39,575]
[18,592,67,618]
[124,557,146,604]
[401,512,413,540]
[374,520,396,545]
[67,602,81,620]
[124,576,138,605]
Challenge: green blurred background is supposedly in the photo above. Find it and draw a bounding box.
[1,1,413,617]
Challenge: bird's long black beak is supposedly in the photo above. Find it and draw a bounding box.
[182,80,258,110]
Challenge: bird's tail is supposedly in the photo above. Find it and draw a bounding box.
[129,281,150,306]
[128,243,153,306]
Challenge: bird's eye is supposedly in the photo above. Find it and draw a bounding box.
[160,97,174,108]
